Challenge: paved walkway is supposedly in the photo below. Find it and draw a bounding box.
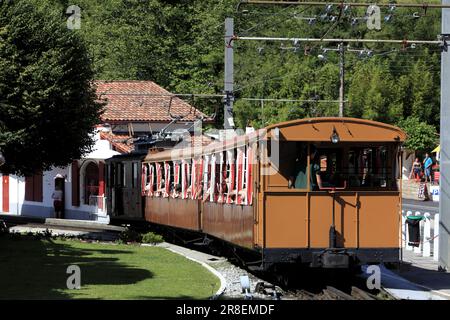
[391,250,450,299]
[402,198,439,214]
[0,214,125,241]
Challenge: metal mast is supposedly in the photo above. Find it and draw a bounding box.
[439,0,450,271]
[338,42,345,117]
[224,18,235,130]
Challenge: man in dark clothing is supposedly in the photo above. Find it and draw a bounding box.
[289,145,322,190]
[289,145,307,189]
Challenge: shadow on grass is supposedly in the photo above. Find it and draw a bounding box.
[0,235,153,300]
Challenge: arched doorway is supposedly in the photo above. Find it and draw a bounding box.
[84,162,99,205]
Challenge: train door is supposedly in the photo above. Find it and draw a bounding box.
[116,163,124,216]
[130,161,140,217]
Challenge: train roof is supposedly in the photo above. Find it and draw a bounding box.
[105,151,147,162]
[144,117,406,162]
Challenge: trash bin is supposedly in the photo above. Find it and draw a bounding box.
[406,216,424,247]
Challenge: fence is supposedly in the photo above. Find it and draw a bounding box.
[402,210,439,261]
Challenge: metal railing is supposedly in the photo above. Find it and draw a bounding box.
[402,210,439,261]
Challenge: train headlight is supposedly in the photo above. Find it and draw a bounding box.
[330,127,340,144]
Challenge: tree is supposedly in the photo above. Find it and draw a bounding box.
[398,116,438,152]
[23,1,442,131]
[0,0,103,176]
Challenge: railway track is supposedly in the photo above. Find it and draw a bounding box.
[241,265,394,300]
[123,223,396,301]
[254,281,389,300]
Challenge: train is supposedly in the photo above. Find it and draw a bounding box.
[106,117,406,273]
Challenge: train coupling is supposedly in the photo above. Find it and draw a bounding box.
[311,250,354,268]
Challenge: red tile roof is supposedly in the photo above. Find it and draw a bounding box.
[96,81,212,123]
[100,132,134,153]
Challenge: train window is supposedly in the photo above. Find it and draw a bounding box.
[191,158,203,200]
[345,146,394,189]
[116,163,124,187]
[202,155,210,202]
[141,163,147,196]
[225,149,236,204]
[168,162,174,197]
[181,160,191,199]
[214,152,226,203]
[309,147,343,191]
[173,161,181,198]
[282,142,307,190]
[132,162,138,188]
[123,163,127,187]
[246,144,255,205]
[305,144,396,191]
[163,162,171,197]
[155,162,163,196]
[213,153,222,202]
[148,163,155,196]
[235,147,246,205]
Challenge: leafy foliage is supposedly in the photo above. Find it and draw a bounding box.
[118,228,143,243]
[1,0,443,172]
[0,0,103,176]
[398,116,438,152]
[26,1,442,132]
[142,231,164,244]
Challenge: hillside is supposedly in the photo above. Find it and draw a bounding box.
[34,1,442,140]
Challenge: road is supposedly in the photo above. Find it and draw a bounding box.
[402,198,439,215]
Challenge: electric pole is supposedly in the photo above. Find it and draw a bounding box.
[339,42,345,117]
[439,0,450,271]
[224,18,235,130]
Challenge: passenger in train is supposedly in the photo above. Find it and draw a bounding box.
[172,183,181,198]
[289,144,307,189]
[289,144,323,190]
[348,154,360,187]
[310,146,324,191]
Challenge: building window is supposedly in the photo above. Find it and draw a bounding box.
[84,162,99,205]
[25,173,43,202]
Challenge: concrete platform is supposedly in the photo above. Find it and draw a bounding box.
[0,213,125,241]
[390,250,450,299]
[0,214,125,232]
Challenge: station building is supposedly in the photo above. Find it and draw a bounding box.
[0,81,210,222]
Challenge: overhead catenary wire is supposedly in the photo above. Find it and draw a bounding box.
[238,1,450,9]
[233,36,444,45]
[240,97,344,103]
[97,91,344,104]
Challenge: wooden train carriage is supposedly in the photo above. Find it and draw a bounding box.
[105,152,146,221]
[143,118,406,269]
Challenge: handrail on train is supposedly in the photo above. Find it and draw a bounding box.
[319,181,347,248]
[318,181,348,192]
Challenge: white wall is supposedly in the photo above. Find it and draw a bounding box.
[1,131,115,221]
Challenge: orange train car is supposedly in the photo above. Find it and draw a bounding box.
[142,117,406,270]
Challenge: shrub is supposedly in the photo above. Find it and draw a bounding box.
[119,228,142,243]
[142,232,164,244]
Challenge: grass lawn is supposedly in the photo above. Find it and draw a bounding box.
[0,235,220,299]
